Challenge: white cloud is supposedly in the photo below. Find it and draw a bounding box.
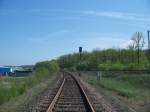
[120,38,148,49]
[28,31,130,50]
[119,40,133,48]
[1,8,150,23]
[83,10,150,22]
[78,33,129,50]
[28,30,71,44]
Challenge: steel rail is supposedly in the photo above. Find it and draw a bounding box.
[46,78,66,112]
[70,74,95,112]
[47,72,95,112]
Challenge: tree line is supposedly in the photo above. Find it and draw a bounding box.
[58,32,150,71]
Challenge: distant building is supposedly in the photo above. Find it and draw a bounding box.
[0,66,33,78]
[11,66,24,72]
[0,67,12,77]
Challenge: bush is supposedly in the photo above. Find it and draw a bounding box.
[17,82,27,95]
[0,87,11,105]
[99,62,149,71]
[125,63,148,70]
[0,60,59,105]
[99,63,125,70]
[76,61,90,71]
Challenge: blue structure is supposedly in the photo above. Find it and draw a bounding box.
[0,67,11,73]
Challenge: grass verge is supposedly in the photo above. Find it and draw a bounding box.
[0,73,58,112]
[81,72,150,112]
[0,60,59,106]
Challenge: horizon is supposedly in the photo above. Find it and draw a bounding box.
[0,0,150,65]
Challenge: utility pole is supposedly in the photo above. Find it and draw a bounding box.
[137,32,140,65]
[148,30,150,49]
[147,30,150,70]
[119,48,121,63]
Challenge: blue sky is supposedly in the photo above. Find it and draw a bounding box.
[0,0,150,65]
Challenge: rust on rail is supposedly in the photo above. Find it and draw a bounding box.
[47,72,95,112]
[46,77,66,112]
[71,74,95,112]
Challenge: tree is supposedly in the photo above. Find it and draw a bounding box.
[127,40,136,63]
[131,32,145,64]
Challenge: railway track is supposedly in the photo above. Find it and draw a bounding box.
[24,72,105,112]
[47,72,95,112]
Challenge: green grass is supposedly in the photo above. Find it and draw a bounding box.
[0,78,26,105]
[0,74,58,112]
[82,73,150,100]
[98,78,141,98]
[0,60,59,105]
[0,74,55,105]
[81,72,150,112]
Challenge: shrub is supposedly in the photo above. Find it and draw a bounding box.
[0,87,11,105]
[99,63,125,70]
[0,60,59,105]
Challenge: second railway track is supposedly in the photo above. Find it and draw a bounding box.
[47,72,95,112]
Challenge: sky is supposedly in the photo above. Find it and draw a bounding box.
[0,0,150,65]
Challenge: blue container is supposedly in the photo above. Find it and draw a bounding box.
[0,67,11,73]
